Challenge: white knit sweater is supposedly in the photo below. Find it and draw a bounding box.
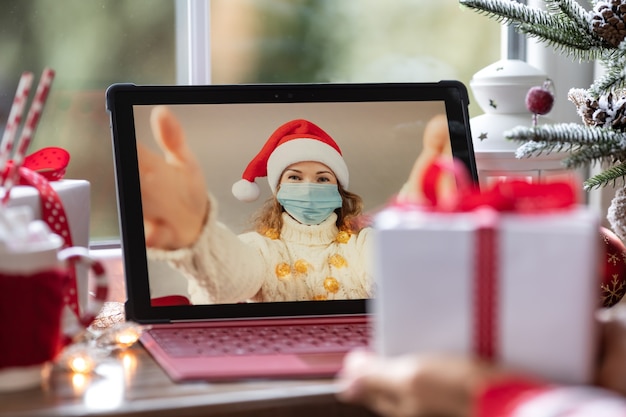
[149,196,373,304]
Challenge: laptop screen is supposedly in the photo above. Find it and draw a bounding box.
[106,82,477,323]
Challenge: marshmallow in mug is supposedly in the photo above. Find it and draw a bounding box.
[0,206,64,272]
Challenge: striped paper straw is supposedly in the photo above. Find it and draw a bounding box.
[14,68,55,163]
[0,72,34,181]
[2,68,55,204]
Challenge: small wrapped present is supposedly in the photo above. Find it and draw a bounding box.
[371,160,600,384]
[3,148,90,317]
[6,180,90,249]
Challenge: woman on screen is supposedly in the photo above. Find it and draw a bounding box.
[140,106,450,304]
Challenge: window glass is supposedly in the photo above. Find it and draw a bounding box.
[211,0,501,115]
[1,0,499,240]
[1,0,175,240]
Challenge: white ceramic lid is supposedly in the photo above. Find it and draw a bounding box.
[470,59,547,86]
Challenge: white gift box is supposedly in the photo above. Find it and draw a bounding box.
[372,205,600,385]
[5,179,91,310]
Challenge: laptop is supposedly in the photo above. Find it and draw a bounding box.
[106,81,477,381]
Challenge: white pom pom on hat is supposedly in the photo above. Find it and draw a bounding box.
[231,178,261,202]
[231,119,349,202]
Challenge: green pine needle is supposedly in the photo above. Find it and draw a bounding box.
[517,22,601,57]
[562,146,625,169]
[460,0,604,59]
[545,0,593,30]
[506,123,626,146]
[515,140,571,158]
[584,162,626,190]
[590,55,626,96]
[459,0,553,28]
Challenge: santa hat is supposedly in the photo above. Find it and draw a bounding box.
[232,119,349,202]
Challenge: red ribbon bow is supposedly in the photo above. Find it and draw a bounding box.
[1,146,70,183]
[414,158,577,213]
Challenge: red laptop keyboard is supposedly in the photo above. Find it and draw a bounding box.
[147,322,370,357]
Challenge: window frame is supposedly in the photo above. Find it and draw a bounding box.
[176,0,211,85]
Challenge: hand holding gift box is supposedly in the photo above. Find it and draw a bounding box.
[372,159,600,384]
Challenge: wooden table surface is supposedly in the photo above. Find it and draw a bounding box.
[0,296,377,417]
[0,343,378,417]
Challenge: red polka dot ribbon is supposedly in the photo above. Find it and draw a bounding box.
[3,147,82,317]
[2,146,69,184]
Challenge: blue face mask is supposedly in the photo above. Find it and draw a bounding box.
[276,183,343,225]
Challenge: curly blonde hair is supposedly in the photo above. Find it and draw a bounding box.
[250,184,368,238]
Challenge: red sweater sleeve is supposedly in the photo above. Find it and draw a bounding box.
[474,377,552,417]
[474,377,626,417]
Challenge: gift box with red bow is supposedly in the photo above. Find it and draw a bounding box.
[3,147,90,318]
[371,160,600,385]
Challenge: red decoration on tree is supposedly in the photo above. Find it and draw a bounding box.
[600,227,626,308]
[525,79,555,126]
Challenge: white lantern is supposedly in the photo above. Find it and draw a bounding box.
[469,59,575,188]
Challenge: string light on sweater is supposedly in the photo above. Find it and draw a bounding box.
[271,230,352,298]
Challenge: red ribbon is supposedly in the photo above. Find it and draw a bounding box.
[1,146,70,183]
[399,158,577,213]
[2,147,80,318]
[473,208,499,360]
[395,158,579,360]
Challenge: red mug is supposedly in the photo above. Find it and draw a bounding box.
[0,212,108,391]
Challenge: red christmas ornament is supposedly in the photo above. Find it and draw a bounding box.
[599,227,626,308]
[525,79,555,126]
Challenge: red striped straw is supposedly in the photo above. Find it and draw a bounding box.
[0,72,34,182]
[2,68,55,205]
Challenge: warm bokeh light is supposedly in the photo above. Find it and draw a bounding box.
[114,328,141,349]
[71,372,88,394]
[67,351,97,374]
[97,321,145,350]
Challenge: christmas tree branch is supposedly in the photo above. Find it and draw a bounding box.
[545,0,594,33]
[562,145,626,169]
[590,44,626,96]
[460,0,603,59]
[513,142,624,172]
[518,22,602,58]
[459,0,557,28]
[590,66,626,97]
[506,123,626,146]
[514,140,573,158]
[584,161,626,190]
[515,140,626,186]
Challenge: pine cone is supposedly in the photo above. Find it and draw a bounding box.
[568,88,626,131]
[614,97,626,129]
[608,185,626,243]
[590,0,626,47]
